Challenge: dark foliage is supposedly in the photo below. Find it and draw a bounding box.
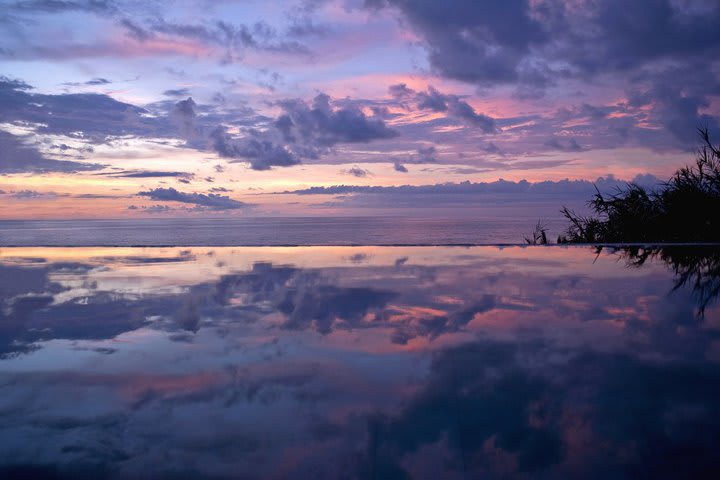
[603,245,720,317]
[558,127,720,243]
[525,220,548,245]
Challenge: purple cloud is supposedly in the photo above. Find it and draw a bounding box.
[138,187,250,210]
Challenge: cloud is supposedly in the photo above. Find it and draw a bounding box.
[119,17,153,42]
[99,170,194,179]
[0,77,465,176]
[85,77,110,85]
[342,166,372,178]
[0,77,161,143]
[163,88,191,97]
[169,97,198,139]
[369,1,720,88]
[390,84,497,133]
[10,190,60,199]
[206,92,397,170]
[281,175,664,210]
[415,145,437,162]
[367,0,550,87]
[544,137,584,152]
[627,64,720,144]
[73,193,125,199]
[369,3,720,147]
[275,93,398,147]
[144,204,173,213]
[393,162,408,173]
[9,0,117,14]
[0,130,104,174]
[117,16,311,62]
[62,77,112,87]
[137,187,250,210]
[0,246,718,478]
[283,285,396,334]
[211,127,300,170]
[4,7,314,62]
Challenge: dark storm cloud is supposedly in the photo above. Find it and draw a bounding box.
[211,127,300,170]
[137,187,250,210]
[0,76,161,142]
[626,63,720,144]
[371,1,720,144]
[366,0,551,86]
[0,77,239,169]
[0,76,401,172]
[570,0,720,74]
[369,0,720,86]
[275,93,398,146]
[208,92,396,170]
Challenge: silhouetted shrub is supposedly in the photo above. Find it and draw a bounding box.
[558,128,720,243]
[525,220,548,245]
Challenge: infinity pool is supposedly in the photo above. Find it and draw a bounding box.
[0,246,718,479]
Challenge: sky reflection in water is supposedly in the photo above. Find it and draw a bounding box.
[0,246,719,479]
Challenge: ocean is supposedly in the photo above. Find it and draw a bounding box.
[0,216,568,246]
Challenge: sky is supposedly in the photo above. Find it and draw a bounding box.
[1,0,719,219]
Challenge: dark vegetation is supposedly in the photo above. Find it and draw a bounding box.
[602,245,720,317]
[557,127,720,244]
[524,220,548,245]
[523,129,720,315]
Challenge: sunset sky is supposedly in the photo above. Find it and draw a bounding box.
[1,0,719,218]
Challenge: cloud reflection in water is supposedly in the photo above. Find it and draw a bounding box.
[0,246,718,479]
